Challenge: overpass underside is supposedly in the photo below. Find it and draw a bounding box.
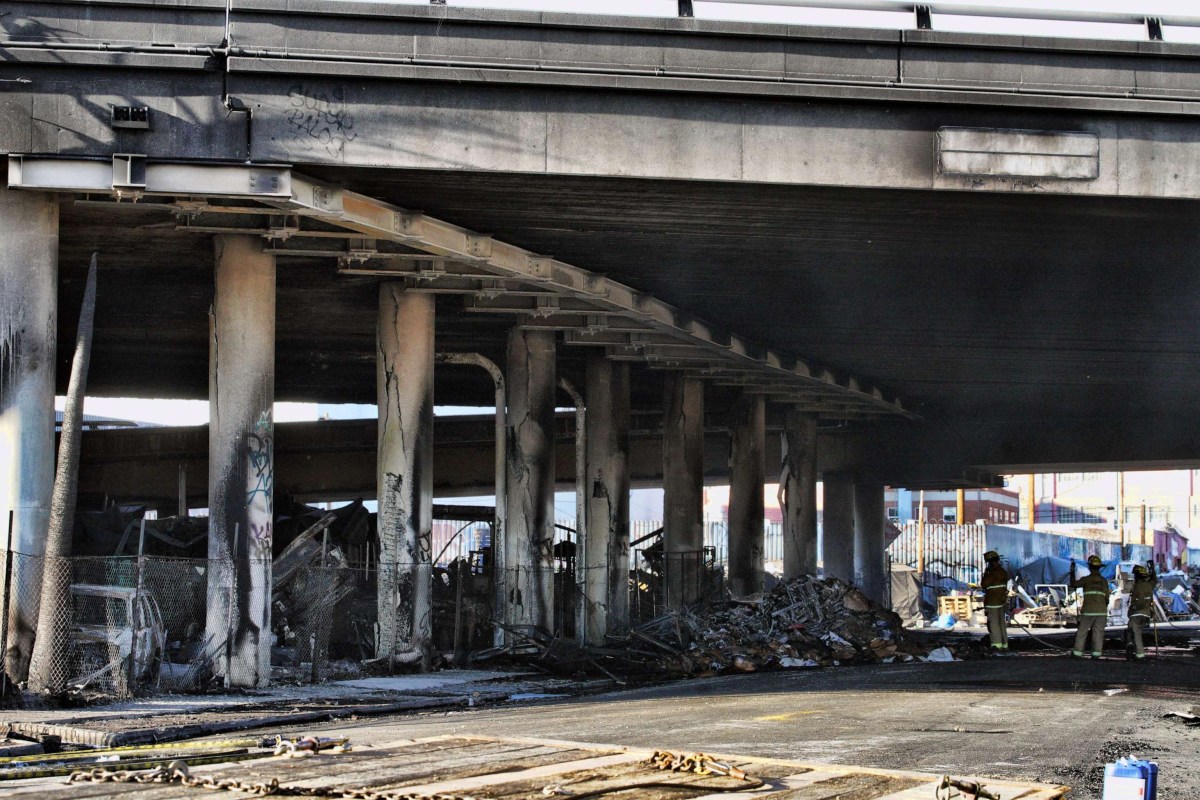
[4,1,1200,685]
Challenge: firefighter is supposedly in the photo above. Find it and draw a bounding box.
[980,551,1010,653]
[1126,561,1158,660]
[1070,555,1111,659]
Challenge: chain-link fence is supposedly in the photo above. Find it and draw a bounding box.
[1,551,348,701]
[630,546,722,623]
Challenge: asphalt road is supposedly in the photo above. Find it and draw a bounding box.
[291,654,1200,799]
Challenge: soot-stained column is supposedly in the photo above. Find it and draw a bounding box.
[376,286,435,669]
[854,482,886,603]
[0,188,57,682]
[206,235,275,688]
[781,409,818,579]
[504,328,556,633]
[727,393,765,598]
[582,354,630,643]
[662,374,704,608]
[822,471,855,583]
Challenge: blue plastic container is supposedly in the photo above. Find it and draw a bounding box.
[1102,758,1158,799]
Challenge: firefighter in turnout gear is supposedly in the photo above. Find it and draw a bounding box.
[1126,562,1158,660]
[1070,555,1111,658]
[980,551,1010,652]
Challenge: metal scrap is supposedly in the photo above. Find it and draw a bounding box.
[617,575,940,676]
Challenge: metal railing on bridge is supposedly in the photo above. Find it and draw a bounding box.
[422,1,1200,43]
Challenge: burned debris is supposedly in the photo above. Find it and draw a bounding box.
[612,575,940,677]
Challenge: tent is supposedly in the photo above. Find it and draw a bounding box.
[890,564,923,625]
[1013,556,1074,588]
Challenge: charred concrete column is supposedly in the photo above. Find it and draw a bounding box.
[504,328,556,632]
[854,482,886,603]
[822,471,855,583]
[781,409,818,579]
[0,189,57,682]
[662,374,704,608]
[581,355,630,643]
[727,393,765,598]
[376,286,434,670]
[206,235,275,688]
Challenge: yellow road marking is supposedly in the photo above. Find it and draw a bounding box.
[754,710,824,722]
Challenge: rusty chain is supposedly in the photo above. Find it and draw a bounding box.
[69,762,281,795]
[68,756,482,800]
[647,750,748,781]
[67,748,759,799]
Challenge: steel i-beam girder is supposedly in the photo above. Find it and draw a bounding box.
[7,154,914,420]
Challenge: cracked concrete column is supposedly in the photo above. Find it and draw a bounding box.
[781,409,818,579]
[662,374,704,609]
[0,188,57,682]
[822,471,855,583]
[854,482,886,603]
[581,354,630,644]
[206,235,275,688]
[505,327,556,633]
[727,393,765,598]
[376,285,434,670]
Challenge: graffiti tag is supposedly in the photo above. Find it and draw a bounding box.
[286,85,357,159]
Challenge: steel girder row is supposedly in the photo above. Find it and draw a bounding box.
[9,155,912,421]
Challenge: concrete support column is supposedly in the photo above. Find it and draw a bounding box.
[0,189,57,682]
[376,286,434,669]
[781,409,818,579]
[727,393,765,598]
[662,374,704,608]
[581,355,630,644]
[822,471,855,583]
[853,482,886,603]
[504,328,556,633]
[206,235,275,688]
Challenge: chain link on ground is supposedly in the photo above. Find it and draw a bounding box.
[67,748,763,799]
[68,758,483,799]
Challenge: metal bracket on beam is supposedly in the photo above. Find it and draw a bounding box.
[679,0,694,17]
[916,5,933,29]
[1146,17,1165,41]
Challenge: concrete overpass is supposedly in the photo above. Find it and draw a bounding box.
[5,1,1200,683]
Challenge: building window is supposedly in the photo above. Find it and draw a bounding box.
[942,507,957,523]
[1148,506,1170,524]
[1058,507,1084,523]
[886,506,899,521]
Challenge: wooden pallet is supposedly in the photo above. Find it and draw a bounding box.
[26,735,1068,799]
[938,595,981,622]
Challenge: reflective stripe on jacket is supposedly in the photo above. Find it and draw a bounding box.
[1129,576,1158,618]
[981,564,1009,608]
[1071,572,1111,616]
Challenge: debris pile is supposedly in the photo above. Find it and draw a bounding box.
[271,511,359,670]
[624,576,934,676]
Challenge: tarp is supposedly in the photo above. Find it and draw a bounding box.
[1014,556,1073,587]
[1015,555,1119,585]
[890,564,923,625]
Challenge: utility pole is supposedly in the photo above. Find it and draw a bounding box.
[1027,474,1036,531]
[916,490,926,577]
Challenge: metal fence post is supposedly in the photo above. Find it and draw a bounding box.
[0,511,12,698]
[129,519,146,694]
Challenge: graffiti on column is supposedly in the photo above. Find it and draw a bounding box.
[245,411,274,556]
